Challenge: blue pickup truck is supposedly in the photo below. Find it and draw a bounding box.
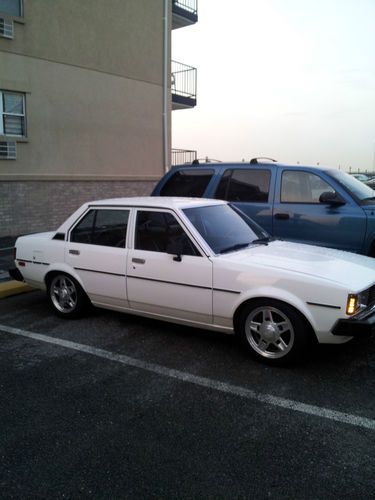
[152,159,375,256]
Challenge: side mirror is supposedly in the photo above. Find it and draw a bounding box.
[167,240,184,262]
[319,191,346,206]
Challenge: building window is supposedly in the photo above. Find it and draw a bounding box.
[0,0,22,17]
[0,91,26,137]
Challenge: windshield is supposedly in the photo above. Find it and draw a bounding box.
[327,170,375,203]
[183,204,268,254]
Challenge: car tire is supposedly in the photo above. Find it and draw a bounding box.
[47,273,88,319]
[237,299,311,365]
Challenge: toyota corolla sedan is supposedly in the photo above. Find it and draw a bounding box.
[10,197,375,365]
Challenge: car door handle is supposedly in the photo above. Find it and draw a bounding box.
[69,249,80,255]
[132,258,145,264]
[274,213,290,220]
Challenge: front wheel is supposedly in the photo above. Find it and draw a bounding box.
[237,299,311,365]
[47,273,88,319]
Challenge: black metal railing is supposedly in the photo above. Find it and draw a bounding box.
[172,149,197,165]
[171,60,197,107]
[172,0,198,17]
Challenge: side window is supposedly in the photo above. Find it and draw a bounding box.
[71,209,129,247]
[215,169,270,202]
[281,171,335,203]
[135,211,199,256]
[159,169,214,197]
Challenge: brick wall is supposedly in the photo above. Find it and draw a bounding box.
[0,180,157,237]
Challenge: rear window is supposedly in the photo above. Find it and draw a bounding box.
[215,169,271,202]
[160,169,214,197]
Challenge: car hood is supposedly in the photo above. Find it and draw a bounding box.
[219,240,375,291]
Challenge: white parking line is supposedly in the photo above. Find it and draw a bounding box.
[1,322,375,431]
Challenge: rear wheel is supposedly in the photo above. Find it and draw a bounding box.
[237,299,311,365]
[47,273,88,319]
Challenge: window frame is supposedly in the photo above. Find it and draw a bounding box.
[69,207,130,248]
[215,168,271,203]
[0,90,26,137]
[134,208,203,257]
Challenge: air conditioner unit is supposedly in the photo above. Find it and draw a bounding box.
[0,17,14,39]
[0,141,17,159]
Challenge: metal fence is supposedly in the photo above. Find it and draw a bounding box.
[171,60,197,100]
[172,0,198,16]
[171,149,197,165]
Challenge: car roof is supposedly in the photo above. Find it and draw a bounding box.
[85,196,224,210]
[170,161,336,173]
[57,197,226,233]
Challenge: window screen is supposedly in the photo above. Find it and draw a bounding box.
[0,0,22,16]
[160,169,214,197]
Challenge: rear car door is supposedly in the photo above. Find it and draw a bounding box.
[66,207,129,307]
[212,168,274,233]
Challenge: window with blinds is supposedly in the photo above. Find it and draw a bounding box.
[0,91,26,137]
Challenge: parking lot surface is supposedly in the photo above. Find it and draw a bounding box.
[1,290,375,498]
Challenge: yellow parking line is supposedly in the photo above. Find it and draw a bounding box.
[0,281,34,299]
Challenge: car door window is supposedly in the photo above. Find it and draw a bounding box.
[215,169,270,202]
[71,209,129,247]
[281,171,335,203]
[135,210,200,256]
[159,169,214,196]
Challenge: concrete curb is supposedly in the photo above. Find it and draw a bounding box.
[0,281,34,299]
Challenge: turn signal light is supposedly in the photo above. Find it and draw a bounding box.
[346,295,358,315]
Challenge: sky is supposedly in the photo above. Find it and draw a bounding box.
[172,0,375,172]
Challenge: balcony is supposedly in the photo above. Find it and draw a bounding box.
[171,60,197,110]
[172,148,197,165]
[172,0,198,30]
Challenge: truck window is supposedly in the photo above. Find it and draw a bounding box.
[281,171,335,203]
[215,169,270,202]
[159,169,214,197]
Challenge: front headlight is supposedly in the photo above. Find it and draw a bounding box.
[346,290,370,315]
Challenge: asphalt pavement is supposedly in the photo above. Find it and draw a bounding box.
[1,290,375,498]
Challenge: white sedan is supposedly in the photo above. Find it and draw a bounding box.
[10,197,375,365]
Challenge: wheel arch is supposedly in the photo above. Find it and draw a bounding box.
[233,296,317,342]
[44,265,86,291]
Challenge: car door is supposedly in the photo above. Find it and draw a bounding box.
[211,168,274,233]
[127,209,213,324]
[65,207,130,307]
[273,170,366,252]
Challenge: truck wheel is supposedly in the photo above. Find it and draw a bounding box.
[237,299,310,365]
[47,273,88,319]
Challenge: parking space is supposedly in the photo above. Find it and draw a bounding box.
[1,291,375,497]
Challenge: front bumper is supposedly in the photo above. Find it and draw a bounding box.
[8,267,24,282]
[332,304,375,337]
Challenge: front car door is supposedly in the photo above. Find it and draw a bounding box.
[66,207,130,307]
[127,209,213,324]
[273,169,366,252]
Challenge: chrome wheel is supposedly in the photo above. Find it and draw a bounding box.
[245,306,295,359]
[50,275,78,314]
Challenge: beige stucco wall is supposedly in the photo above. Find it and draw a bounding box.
[0,0,170,181]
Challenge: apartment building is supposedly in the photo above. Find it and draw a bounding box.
[0,0,197,237]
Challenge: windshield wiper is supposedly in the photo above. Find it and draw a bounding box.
[251,237,271,245]
[220,242,250,254]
